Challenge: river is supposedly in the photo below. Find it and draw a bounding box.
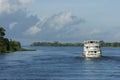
[0,46,120,80]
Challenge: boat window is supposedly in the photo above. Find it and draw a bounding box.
[94,51,97,53]
[90,41,93,43]
[89,51,93,53]
[95,46,99,48]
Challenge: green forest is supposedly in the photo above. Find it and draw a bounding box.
[0,27,23,53]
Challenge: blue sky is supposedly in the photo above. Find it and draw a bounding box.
[0,0,120,45]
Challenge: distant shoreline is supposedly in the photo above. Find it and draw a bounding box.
[30,41,120,47]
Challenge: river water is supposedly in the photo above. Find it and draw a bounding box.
[0,46,120,80]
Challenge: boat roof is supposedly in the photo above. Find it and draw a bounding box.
[84,40,100,43]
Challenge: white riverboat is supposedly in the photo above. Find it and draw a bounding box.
[83,40,102,58]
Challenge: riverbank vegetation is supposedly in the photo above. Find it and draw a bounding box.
[31,41,83,47]
[100,41,120,47]
[0,27,32,54]
[31,41,120,47]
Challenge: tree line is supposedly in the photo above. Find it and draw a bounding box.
[31,41,83,47]
[0,27,22,53]
[100,41,120,47]
[31,41,120,47]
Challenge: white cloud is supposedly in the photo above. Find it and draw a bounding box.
[9,22,18,30]
[0,0,35,15]
[19,0,35,5]
[0,0,12,14]
[24,12,83,36]
[25,26,41,36]
[44,12,82,30]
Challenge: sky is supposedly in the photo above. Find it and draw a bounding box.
[0,0,120,45]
